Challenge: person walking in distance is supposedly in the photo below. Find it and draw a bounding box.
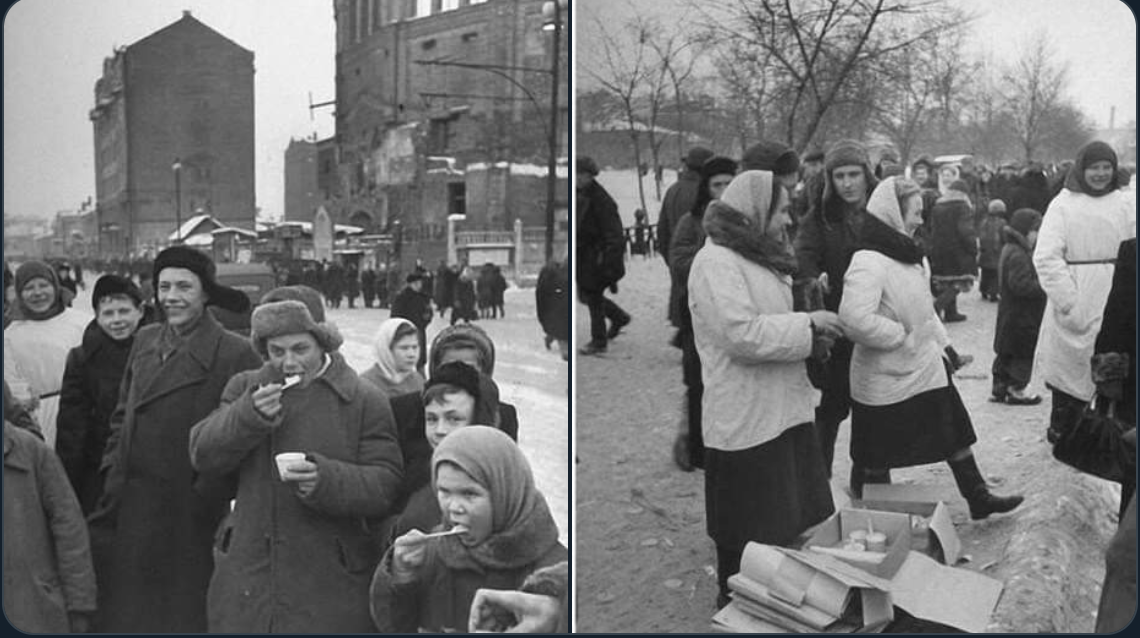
[576,156,629,356]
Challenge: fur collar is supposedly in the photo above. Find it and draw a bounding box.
[702,200,799,276]
[858,211,925,264]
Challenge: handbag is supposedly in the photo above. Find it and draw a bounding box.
[1052,394,1136,483]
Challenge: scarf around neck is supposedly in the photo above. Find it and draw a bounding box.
[430,426,560,573]
[702,200,799,277]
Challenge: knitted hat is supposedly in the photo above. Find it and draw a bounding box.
[1064,140,1120,196]
[741,141,800,177]
[14,260,65,320]
[427,360,483,402]
[987,199,1008,216]
[576,156,599,176]
[948,180,971,195]
[92,274,143,310]
[1009,208,1042,237]
[251,286,343,356]
[153,246,250,314]
[430,323,496,377]
[683,147,715,171]
[701,156,739,180]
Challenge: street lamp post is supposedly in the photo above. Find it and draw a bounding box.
[172,158,183,244]
[542,0,565,264]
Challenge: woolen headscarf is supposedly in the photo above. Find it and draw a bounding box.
[702,170,799,276]
[937,164,961,196]
[429,323,496,377]
[1064,140,1121,197]
[1009,208,1043,238]
[372,317,418,384]
[430,426,560,571]
[14,260,65,321]
[860,176,925,264]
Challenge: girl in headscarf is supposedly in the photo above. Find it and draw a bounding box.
[362,317,426,396]
[370,426,566,633]
[3,260,88,446]
[839,176,1024,517]
[1035,141,1135,445]
[688,170,843,608]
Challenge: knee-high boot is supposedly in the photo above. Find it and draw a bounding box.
[949,454,1024,520]
[850,465,892,499]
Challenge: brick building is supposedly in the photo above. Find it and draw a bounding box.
[329,0,568,268]
[284,136,339,222]
[90,11,255,257]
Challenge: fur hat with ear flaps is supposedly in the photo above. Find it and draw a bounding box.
[250,285,343,356]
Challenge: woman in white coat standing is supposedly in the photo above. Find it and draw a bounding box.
[840,176,1023,519]
[1035,141,1136,442]
[689,170,843,609]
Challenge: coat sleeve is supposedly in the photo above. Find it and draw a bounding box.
[55,348,93,486]
[689,255,813,363]
[657,196,674,264]
[1003,248,1046,300]
[599,198,626,281]
[839,253,908,350]
[1033,199,1078,314]
[94,338,139,514]
[1096,239,1136,356]
[369,547,429,633]
[188,371,278,475]
[669,214,704,292]
[299,385,404,518]
[37,443,97,613]
[793,210,825,281]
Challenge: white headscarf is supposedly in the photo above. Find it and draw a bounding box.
[371,317,417,383]
[719,170,777,230]
[865,176,907,234]
[937,164,960,196]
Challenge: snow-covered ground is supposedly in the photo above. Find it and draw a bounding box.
[66,277,570,543]
[593,168,677,227]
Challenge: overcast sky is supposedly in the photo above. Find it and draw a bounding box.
[577,0,1136,131]
[4,0,336,221]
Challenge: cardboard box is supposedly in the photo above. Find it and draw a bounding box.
[801,508,912,579]
[855,483,961,565]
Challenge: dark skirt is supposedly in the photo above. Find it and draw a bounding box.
[850,364,977,469]
[705,422,835,550]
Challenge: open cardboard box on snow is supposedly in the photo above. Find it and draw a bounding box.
[823,483,1005,633]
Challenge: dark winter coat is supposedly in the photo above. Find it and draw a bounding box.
[346,266,360,300]
[188,353,404,633]
[993,227,1046,358]
[669,210,708,332]
[656,168,702,266]
[577,180,626,293]
[56,320,136,515]
[477,265,496,309]
[491,267,507,306]
[88,311,262,633]
[1096,493,1137,633]
[536,260,569,342]
[324,263,345,301]
[435,266,457,310]
[978,212,1006,270]
[1095,237,1136,423]
[928,192,978,277]
[391,286,433,331]
[793,170,874,311]
[453,277,478,320]
[4,422,97,633]
[1009,170,1052,216]
[361,269,377,302]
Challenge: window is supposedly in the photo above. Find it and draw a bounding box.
[442,0,459,10]
[416,0,432,17]
[462,31,478,42]
[448,183,466,217]
[421,39,436,51]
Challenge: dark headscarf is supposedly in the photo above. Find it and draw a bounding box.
[14,260,65,321]
[1064,140,1121,197]
[430,426,560,571]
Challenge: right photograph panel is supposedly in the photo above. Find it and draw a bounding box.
[574,0,1138,632]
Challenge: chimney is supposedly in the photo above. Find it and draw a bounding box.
[1110,106,1116,131]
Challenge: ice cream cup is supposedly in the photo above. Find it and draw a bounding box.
[275,452,306,481]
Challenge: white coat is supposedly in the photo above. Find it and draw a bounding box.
[1033,188,1135,400]
[4,309,88,446]
[840,253,950,406]
[689,242,818,452]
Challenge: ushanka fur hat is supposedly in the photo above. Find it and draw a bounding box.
[153,246,250,314]
[250,286,343,356]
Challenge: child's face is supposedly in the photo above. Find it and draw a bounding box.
[425,391,476,448]
[436,462,493,546]
[96,296,144,342]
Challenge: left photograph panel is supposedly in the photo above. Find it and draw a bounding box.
[3,0,570,634]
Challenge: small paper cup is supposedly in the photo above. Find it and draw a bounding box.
[275,452,306,481]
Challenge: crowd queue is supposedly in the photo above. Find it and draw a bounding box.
[3,244,568,633]
[578,137,1136,630]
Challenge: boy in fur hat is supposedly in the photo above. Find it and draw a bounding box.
[189,285,403,633]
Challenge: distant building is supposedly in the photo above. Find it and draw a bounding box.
[89,10,255,257]
[330,0,568,268]
[284,136,339,223]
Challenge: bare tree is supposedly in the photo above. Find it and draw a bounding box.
[646,21,702,166]
[1002,29,1070,163]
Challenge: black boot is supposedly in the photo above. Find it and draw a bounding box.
[949,455,1023,520]
[849,465,892,499]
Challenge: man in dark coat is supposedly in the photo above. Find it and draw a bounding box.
[536,259,569,360]
[362,265,377,308]
[928,180,979,322]
[391,273,434,372]
[576,156,630,355]
[345,263,360,309]
[658,146,713,329]
[991,209,1046,405]
[793,139,878,487]
[88,246,262,633]
[188,286,403,632]
[324,260,345,308]
[56,275,153,515]
[434,260,454,317]
[977,199,1008,302]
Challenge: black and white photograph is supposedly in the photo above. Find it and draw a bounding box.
[574,0,1136,632]
[4,0,569,633]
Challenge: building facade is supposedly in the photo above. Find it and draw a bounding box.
[330,0,568,266]
[90,11,255,257]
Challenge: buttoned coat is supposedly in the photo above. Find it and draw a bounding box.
[188,353,404,633]
[88,312,262,633]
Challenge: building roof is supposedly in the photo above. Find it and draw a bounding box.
[130,10,252,56]
[169,214,223,242]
